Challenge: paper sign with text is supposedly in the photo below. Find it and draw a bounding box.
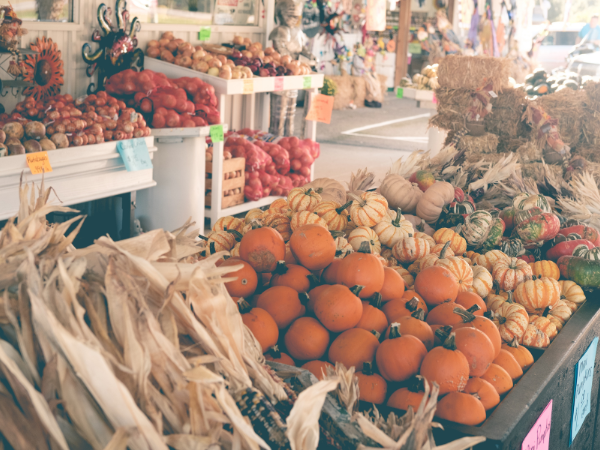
[305,94,334,124]
[243,79,253,94]
[117,138,153,172]
[199,28,211,41]
[210,124,224,143]
[274,76,284,91]
[26,152,53,175]
[303,76,312,89]
[396,88,403,99]
[522,400,552,450]
[571,336,598,443]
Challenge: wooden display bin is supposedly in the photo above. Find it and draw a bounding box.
[205,157,245,208]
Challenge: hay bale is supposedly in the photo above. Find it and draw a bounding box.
[428,88,472,131]
[573,143,600,163]
[330,74,353,110]
[458,133,498,154]
[497,137,528,154]
[521,163,563,182]
[484,87,527,137]
[516,141,543,163]
[353,76,366,108]
[534,89,585,147]
[582,81,600,146]
[466,152,506,164]
[437,55,511,92]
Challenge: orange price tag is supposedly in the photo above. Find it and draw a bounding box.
[305,94,334,124]
[243,79,254,94]
[26,151,53,175]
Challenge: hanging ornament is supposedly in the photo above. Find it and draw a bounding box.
[22,37,64,101]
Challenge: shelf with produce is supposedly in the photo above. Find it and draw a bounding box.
[0,136,157,221]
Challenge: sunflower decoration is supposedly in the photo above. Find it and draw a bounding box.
[22,37,64,101]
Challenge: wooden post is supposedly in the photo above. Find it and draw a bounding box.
[447,0,455,24]
[394,0,412,87]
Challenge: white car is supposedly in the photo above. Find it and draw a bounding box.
[536,22,585,72]
[567,52,600,77]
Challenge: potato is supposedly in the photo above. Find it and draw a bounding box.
[24,121,46,139]
[4,122,24,140]
[5,137,21,146]
[50,133,69,149]
[8,143,25,155]
[39,138,56,151]
[0,130,6,144]
[23,140,42,153]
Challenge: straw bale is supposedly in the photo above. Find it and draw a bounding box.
[521,163,563,181]
[437,55,511,92]
[353,76,366,108]
[484,87,527,136]
[534,89,585,147]
[330,74,353,110]
[497,137,528,154]
[428,88,472,131]
[466,152,506,164]
[581,81,600,146]
[458,133,498,154]
[516,141,543,163]
[573,143,600,163]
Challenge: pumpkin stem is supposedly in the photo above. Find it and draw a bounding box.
[357,241,372,254]
[497,315,507,325]
[439,241,451,259]
[369,293,383,309]
[407,233,414,238]
[507,337,520,348]
[209,242,216,255]
[483,310,494,320]
[335,250,344,257]
[416,221,425,232]
[493,280,501,294]
[442,332,458,351]
[198,234,209,241]
[435,326,452,343]
[228,229,244,241]
[237,298,252,314]
[506,291,514,303]
[336,201,353,214]
[388,323,401,339]
[314,187,324,194]
[371,330,381,341]
[466,304,481,314]
[267,345,282,359]
[453,307,476,323]
[455,224,463,235]
[391,208,403,227]
[406,297,420,312]
[362,361,375,375]
[273,261,288,275]
[307,274,320,289]
[330,230,346,239]
[298,292,310,305]
[223,254,231,260]
[407,375,425,393]
[411,308,425,321]
[542,306,551,317]
[471,393,482,401]
[305,188,314,195]
[350,285,365,297]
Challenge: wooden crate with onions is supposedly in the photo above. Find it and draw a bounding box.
[205,153,245,208]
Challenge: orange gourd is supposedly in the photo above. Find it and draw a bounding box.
[425,302,466,326]
[493,349,523,381]
[328,328,380,371]
[356,361,388,404]
[307,284,330,312]
[436,392,487,426]
[264,345,295,366]
[301,360,333,380]
[284,317,330,360]
[502,338,534,371]
[380,267,406,302]
[376,323,428,382]
[338,241,385,298]
[270,261,315,293]
[420,333,470,395]
[356,295,389,335]
[392,309,434,350]
[386,376,426,411]
[455,291,487,316]
[256,286,306,329]
[481,363,513,395]
[453,309,502,358]
[415,266,459,306]
[322,259,342,284]
[239,226,286,273]
[220,258,258,298]
[289,224,336,270]
[314,284,363,332]
[240,303,279,352]
[463,377,500,411]
[436,326,495,377]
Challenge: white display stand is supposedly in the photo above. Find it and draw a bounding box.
[0,137,157,222]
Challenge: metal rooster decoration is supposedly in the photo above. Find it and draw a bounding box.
[82,0,143,94]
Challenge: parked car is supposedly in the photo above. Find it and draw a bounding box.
[567,52,600,77]
[537,22,585,72]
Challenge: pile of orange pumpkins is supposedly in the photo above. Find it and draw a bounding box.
[204,185,588,426]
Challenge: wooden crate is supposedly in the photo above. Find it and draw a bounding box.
[205,157,245,208]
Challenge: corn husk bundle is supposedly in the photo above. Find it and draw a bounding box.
[581,81,600,146]
[457,132,498,155]
[437,55,511,92]
[484,87,528,137]
[558,171,600,230]
[533,89,585,148]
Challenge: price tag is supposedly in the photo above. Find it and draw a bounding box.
[522,400,552,450]
[26,152,52,175]
[571,337,598,443]
[305,94,334,124]
[117,138,153,172]
[433,93,438,104]
[274,76,284,91]
[396,87,403,99]
[198,28,211,41]
[408,42,422,54]
[243,79,254,94]
[210,124,224,143]
[303,76,312,89]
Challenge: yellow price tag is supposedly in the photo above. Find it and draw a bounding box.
[26,152,53,175]
[243,79,254,94]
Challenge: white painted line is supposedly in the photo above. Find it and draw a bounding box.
[351,133,429,142]
[341,113,431,135]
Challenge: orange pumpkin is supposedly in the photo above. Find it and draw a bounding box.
[425,302,466,326]
[270,262,314,293]
[220,258,258,298]
[435,392,487,426]
[338,242,385,298]
[382,294,427,323]
[386,376,426,411]
[481,363,513,395]
[328,328,380,371]
[284,317,330,360]
[380,267,406,302]
[436,326,495,377]
[453,310,502,358]
[264,345,295,366]
[455,291,487,316]
[262,213,293,242]
[241,305,279,352]
[256,286,306,329]
[284,243,298,265]
[322,259,342,284]
[376,323,428,382]
[289,224,336,271]
[307,284,330,312]
[420,332,470,395]
[239,227,286,273]
[393,309,434,350]
[501,338,534,371]
[356,361,388,404]
[314,284,363,332]
[493,349,523,381]
[356,296,389,335]
[463,377,500,411]
[301,360,333,380]
[415,266,459,306]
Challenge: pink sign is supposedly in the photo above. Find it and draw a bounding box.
[274,77,284,91]
[522,400,552,450]
[433,93,438,104]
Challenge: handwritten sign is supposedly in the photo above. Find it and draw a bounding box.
[26,152,53,175]
[198,28,211,41]
[210,124,224,143]
[243,79,253,94]
[522,400,552,450]
[274,76,284,91]
[117,138,153,172]
[305,94,334,124]
[396,87,403,99]
[571,337,598,443]
[303,76,312,89]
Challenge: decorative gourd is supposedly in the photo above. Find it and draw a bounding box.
[213,216,245,233]
[379,173,423,214]
[328,328,380,371]
[284,317,330,360]
[433,225,467,254]
[256,286,306,329]
[239,227,286,273]
[392,234,431,264]
[334,236,353,259]
[203,229,239,253]
[486,288,512,312]
[268,198,290,214]
[304,177,347,204]
[375,323,428,382]
[262,213,293,241]
[464,377,500,411]
[416,181,455,224]
[528,314,557,341]
[338,242,385,298]
[373,208,414,247]
[500,207,516,232]
[380,267,406,302]
[380,247,397,266]
[436,326,495,377]
[492,257,533,291]
[429,242,456,257]
[311,200,352,232]
[528,260,560,280]
[546,236,594,261]
[419,241,452,269]
[513,193,552,213]
[559,225,600,246]
[287,187,322,212]
[471,265,493,298]
[547,300,573,330]
[493,349,523,382]
[435,392,487,426]
[348,226,381,253]
[481,363,513,395]
[314,284,363,332]
[290,211,328,231]
[514,276,560,315]
[301,360,334,380]
[245,208,264,224]
[349,192,388,227]
[516,212,560,243]
[393,309,434,350]
[500,238,525,258]
[240,303,279,352]
[230,242,241,258]
[455,291,487,316]
[489,301,529,342]
[391,266,414,288]
[407,260,421,277]
[356,296,389,334]
[520,323,550,348]
[461,211,494,247]
[482,218,505,251]
[289,224,336,270]
[514,206,544,228]
[572,245,600,261]
[471,250,509,271]
[382,295,428,323]
[414,231,436,248]
[264,345,295,366]
[557,255,600,289]
[502,338,534,371]
[420,333,470,395]
[415,266,459,306]
[356,361,388,404]
[421,249,474,294]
